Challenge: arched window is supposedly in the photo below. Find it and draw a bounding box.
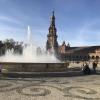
[96,56,99,60]
[92,56,95,59]
[87,55,90,60]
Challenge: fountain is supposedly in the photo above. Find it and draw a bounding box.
[0,26,67,73]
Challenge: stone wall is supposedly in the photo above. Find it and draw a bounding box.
[0,62,68,72]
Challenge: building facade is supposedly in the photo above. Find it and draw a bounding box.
[46,12,100,61]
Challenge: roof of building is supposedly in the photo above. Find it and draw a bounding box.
[60,45,100,54]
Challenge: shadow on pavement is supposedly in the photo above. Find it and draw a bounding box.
[1,68,100,78]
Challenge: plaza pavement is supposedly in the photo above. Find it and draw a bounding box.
[0,62,100,100]
[0,73,100,100]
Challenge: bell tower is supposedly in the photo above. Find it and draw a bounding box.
[46,11,58,54]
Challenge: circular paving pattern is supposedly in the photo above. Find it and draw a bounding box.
[17,85,51,96]
[45,79,70,84]
[76,79,95,82]
[63,86,100,100]
[0,81,20,92]
[93,83,100,85]
[16,79,45,85]
[0,76,100,100]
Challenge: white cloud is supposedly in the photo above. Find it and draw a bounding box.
[0,15,22,25]
[57,18,100,46]
[0,23,26,41]
[70,19,100,46]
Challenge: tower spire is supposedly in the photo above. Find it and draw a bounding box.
[50,11,55,27]
[52,11,55,18]
[46,11,58,54]
[49,11,56,36]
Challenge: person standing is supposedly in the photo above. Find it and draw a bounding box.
[82,62,90,75]
[0,64,1,73]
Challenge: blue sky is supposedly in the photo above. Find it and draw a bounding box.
[0,0,100,47]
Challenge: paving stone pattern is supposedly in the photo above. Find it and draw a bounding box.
[0,75,100,100]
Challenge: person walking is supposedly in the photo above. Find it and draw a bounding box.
[92,61,97,73]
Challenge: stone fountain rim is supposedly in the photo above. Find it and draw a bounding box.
[0,62,65,64]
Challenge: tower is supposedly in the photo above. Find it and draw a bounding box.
[46,11,58,54]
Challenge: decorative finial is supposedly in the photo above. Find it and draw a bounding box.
[52,11,54,16]
[67,42,70,47]
[62,41,66,45]
[50,11,55,25]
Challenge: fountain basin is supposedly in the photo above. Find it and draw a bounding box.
[0,62,68,73]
